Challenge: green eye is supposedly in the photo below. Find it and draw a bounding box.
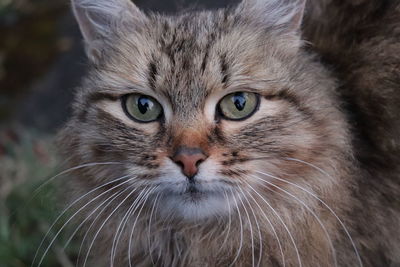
[218,92,259,120]
[122,94,163,122]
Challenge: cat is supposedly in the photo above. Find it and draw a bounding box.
[48,0,400,266]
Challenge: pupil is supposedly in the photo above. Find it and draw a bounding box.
[138,97,150,114]
[233,93,246,111]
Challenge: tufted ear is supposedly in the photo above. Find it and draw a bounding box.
[238,0,306,33]
[71,0,147,62]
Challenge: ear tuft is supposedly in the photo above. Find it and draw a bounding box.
[71,0,146,62]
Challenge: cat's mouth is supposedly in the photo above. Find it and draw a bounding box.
[181,182,205,201]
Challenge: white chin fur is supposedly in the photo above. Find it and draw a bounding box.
[159,192,231,221]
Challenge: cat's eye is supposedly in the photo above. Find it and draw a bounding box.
[218,92,259,120]
[122,94,163,122]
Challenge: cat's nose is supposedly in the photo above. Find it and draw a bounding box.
[172,146,207,179]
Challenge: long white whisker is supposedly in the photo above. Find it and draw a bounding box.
[218,190,232,253]
[244,180,302,267]
[32,173,130,266]
[148,192,161,266]
[110,190,144,266]
[255,169,363,267]
[128,187,156,267]
[82,185,139,267]
[111,187,152,265]
[63,181,131,250]
[285,157,334,182]
[238,187,263,267]
[229,188,244,267]
[241,180,285,267]
[237,188,255,267]
[75,185,135,266]
[36,176,134,267]
[250,174,337,267]
[32,162,123,199]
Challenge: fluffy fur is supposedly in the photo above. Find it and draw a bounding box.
[53,0,400,266]
[303,1,400,266]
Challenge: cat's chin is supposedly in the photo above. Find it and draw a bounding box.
[158,188,232,221]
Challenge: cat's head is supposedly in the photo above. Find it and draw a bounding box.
[60,0,351,221]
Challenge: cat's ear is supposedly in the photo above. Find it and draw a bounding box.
[71,0,147,62]
[238,0,306,33]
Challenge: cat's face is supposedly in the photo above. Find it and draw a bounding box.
[62,0,350,222]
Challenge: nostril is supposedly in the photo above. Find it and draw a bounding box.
[195,159,204,167]
[175,160,184,169]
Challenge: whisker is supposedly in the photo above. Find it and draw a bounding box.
[244,180,302,267]
[241,180,286,267]
[284,157,335,182]
[35,176,134,267]
[255,169,363,267]
[218,190,232,253]
[82,184,140,267]
[110,192,143,266]
[229,188,244,267]
[128,187,156,267]
[31,162,123,200]
[250,174,338,267]
[62,181,132,250]
[238,187,263,267]
[236,188,256,267]
[31,173,130,267]
[148,192,162,266]
[75,185,135,266]
[111,187,151,265]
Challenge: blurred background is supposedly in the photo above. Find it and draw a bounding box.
[0,0,238,266]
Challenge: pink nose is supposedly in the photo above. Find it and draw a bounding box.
[172,147,207,179]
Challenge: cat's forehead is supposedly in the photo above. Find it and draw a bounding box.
[89,9,295,121]
[146,13,228,112]
[114,12,271,107]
